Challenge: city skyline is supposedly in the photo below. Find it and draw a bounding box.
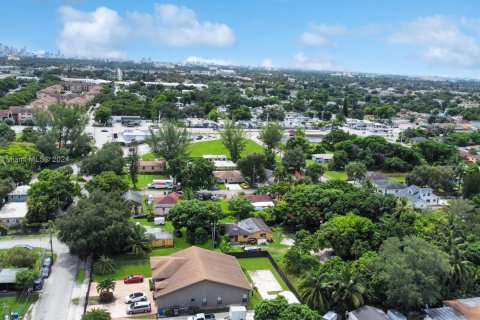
[3,0,480,78]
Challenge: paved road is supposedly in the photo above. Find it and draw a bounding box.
[0,237,79,320]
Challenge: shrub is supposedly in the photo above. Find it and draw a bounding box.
[1,247,39,268]
[93,256,116,275]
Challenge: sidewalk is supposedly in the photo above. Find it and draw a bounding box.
[67,256,92,320]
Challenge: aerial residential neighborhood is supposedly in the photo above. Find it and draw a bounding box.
[1,1,480,320]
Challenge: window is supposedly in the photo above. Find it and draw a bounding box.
[242,294,248,303]
[151,166,154,170]
[217,296,222,305]
[260,233,266,237]
[191,298,195,302]
[142,167,145,170]
[243,235,248,239]
[202,298,207,306]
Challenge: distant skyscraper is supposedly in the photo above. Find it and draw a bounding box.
[116,68,123,81]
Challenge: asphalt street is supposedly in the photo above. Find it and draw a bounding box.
[0,237,78,320]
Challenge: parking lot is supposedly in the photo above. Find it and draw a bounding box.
[87,279,155,319]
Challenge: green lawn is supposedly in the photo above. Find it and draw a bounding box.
[324,170,347,180]
[188,139,263,158]
[122,173,169,190]
[140,153,157,161]
[0,294,38,318]
[76,269,85,284]
[386,173,406,183]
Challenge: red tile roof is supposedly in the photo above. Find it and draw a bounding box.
[154,192,180,206]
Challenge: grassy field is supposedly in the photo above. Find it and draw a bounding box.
[0,294,38,318]
[324,170,347,180]
[188,139,263,158]
[385,173,407,183]
[122,173,169,190]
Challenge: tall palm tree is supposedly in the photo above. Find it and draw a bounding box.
[300,271,333,314]
[126,223,152,256]
[391,198,410,220]
[331,265,365,315]
[449,246,473,287]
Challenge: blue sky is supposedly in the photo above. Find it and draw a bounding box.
[3,0,480,78]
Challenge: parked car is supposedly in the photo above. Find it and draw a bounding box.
[124,292,147,304]
[244,246,261,252]
[240,183,249,189]
[126,301,151,315]
[124,274,144,284]
[133,213,147,219]
[33,277,44,291]
[41,266,50,278]
[188,313,216,320]
[101,129,108,132]
[43,256,52,268]
[211,185,219,191]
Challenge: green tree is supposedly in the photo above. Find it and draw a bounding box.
[93,256,117,275]
[345,162,367,184]
[180,158,216,191]
[304,163,324,183]
[229,197,255,220]
[219,120,247,163]
[85,171,129,195]
[254,296,289,320]
[27,169,80,223]
[237,153,267,186]
[414,140,457,165]
[374,236,450,312]
[82,308,112,320]
[259,122,284,151]
[463,169,480,198]
[125,223,152,256]
[15,269,38,290]
[126,142,140,188]
[80,142,125,176]
[20,127,39,143]
[329,151,349,170]
[2,247,39,268]
[168,200,223,244]
[406,165,455,192]
[330,265,365,315]
[300,270,332,314]
[57,191,134,258]
[0,123,16,145]
[97,278,116,302]
[94,105,112,125]
[207,109,219,121]
[282,148,306,172]
[146,121,190,162]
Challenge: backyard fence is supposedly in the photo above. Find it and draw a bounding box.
[227,251,300,301]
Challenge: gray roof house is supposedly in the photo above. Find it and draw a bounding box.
[347,305,390,320]
[372,180,406,196]
[222,218,273,243]
[397,185,439,209]
[121,190,143,204]
[424,296,480,320]
[7,185,31,202]
[0,267,28,290]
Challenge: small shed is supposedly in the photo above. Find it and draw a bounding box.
[144,227,174,248]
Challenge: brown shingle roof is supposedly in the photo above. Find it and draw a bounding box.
[213,170,243,179]
[150,246,251,298]
[154,192,180,206]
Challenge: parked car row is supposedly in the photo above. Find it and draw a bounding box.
[33,255,53,291]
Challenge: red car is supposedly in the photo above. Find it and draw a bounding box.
[124,274,144,284]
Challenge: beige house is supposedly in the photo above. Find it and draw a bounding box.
[139,160,166,173]
[214,170,245,183]
[0,203,27,226]
[222,218,273,244]
[150,246,251,312]
[154,192,180,216]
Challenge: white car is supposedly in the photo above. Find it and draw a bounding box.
[124,292,147,304]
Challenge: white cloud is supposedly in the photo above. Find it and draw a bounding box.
[57,6,129,59]
[299,23,347,47]
[291,52,345,71]
[131,4,236,47]
[57,4,236,59]
[260,58,274,69]
[388,15,480,68]
[185,56,233,65]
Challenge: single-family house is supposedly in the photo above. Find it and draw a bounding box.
[154,192,181,216]
[425,297,480,320]
[312,154,334,163]
[150,246,251,312]
[397,185,440,209]
[203,155,228,163]
[0,267,28,290]
[244,195,274,210]
[144,226,174,248]
[347,305,390,320]
[372,180,406,196]
[213,160,237,171]
[138,160,166,173]
[6,185,30,202]
[0,202,28,226]
[213,171,245,184]
[222,218,273,243]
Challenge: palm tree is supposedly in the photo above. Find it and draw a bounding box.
[391,198,410,220]
[126,223,152,256]
[299,271,333,314]
[82,308,112,320]
[97,279,116,302]
[331,265,365,315]
[273,163,289,184]
[449,246,473,287]
[93,256,116,275]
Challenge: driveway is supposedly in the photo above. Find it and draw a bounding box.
[0,237,78,320]
[87,279,154,319]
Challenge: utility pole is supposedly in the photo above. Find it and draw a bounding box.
[211,220,217,250]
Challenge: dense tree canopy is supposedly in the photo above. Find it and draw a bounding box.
[80,142,125,176]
